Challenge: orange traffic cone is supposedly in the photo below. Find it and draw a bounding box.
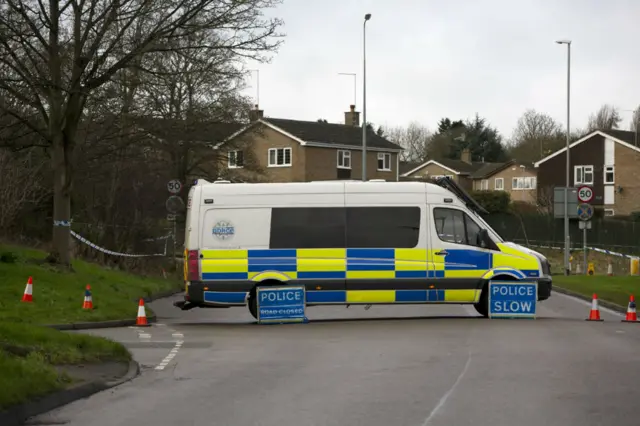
[21,277,33,302]
[622,295,637,322]
[586,293,604,321]
[82,284,93,310]
[136,298,150,326]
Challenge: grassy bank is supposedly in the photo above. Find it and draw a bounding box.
[0,322,131,410]
[553,275,640,307]
[0,244,182,324]
[0,244,181,411]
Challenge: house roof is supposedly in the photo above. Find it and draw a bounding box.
[261,118,403,151]
[534,129,640,167]
[402,158,488,177]
[134,117,244,143]
[399,161,423,175]
[469,160,515,179]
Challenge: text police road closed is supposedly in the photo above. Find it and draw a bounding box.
[260,291,302,303]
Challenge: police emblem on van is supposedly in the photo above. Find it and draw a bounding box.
[212,221,235,240]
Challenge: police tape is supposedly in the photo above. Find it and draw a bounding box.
[70,230,168,258]
[523,243,638,260]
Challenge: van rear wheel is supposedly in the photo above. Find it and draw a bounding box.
[248,288,258,319]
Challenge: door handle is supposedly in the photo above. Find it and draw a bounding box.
[435,250,449,256]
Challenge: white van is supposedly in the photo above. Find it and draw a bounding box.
[175,178,552,318]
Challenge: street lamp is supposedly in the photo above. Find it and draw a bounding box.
[362,13,371,181]
[556,39,571,276]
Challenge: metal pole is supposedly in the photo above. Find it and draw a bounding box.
[556,40,572,276]
[583,225,587,275]
[362,14,371,181]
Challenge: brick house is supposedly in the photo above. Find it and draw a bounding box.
[216,105,403,182]
[400,150,538,203]
[534,129,640,217]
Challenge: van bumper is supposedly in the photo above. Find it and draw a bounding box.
[537,277,552,301]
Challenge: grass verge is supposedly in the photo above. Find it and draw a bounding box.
[553,275,640,307]
[0,243,180,411]
[0,322,131,410]
[0,244,182,324]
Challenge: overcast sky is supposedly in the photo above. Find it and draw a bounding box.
[242,0,640,142]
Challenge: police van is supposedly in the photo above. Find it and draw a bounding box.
[175,178,552,318]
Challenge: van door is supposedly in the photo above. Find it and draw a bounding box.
[429,205,490,301]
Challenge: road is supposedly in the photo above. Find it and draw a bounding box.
[31,291,640,426]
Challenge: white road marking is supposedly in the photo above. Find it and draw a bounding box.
[172,333,184,339]
[155,340,184,371]
[421,352,472,426]
[138,333,152,339]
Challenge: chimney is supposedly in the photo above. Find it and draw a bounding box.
[344,104,360,126]
[249,104,264,122]
[461,148,472,164]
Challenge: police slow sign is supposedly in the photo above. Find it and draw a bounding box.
[257,286,307,324]
[488,281,537,319]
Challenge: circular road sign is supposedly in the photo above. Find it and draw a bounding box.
[167,179,182,194]
[577,203,594,221]
[577,185,594,203]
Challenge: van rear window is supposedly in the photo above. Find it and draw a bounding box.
[269,206,420,249]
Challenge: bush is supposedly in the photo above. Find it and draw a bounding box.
[470,191,511,214]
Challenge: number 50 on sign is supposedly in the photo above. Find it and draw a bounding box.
[577,185,593,203]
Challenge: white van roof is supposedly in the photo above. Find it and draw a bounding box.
[196,180,455,197]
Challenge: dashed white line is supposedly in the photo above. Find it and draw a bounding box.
[155,340,183,371]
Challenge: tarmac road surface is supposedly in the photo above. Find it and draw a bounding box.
[31,291,640,426]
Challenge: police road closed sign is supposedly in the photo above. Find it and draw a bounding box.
[488,281,537,319]
[257,286,307,324]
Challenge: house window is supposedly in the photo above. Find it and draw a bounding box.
[377,153,391,171]
[604,209,615,217]
[432,175,454,180]
[495,178,504,190]
[228,150,244,168]
[479,179,489,190]
[268,148,292,167]
[337,150,351,169]
[512,177,536,190]
[574,165,594,185]
[604,165,615,184]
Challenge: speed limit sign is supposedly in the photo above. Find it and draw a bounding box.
[167,179,182,194]
[577,185,594,203]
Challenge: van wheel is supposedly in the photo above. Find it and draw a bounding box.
[247,280,283,320]
[473,286,489,318]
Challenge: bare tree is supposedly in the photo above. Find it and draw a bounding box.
[383,122,431,162]
[0,0,283,266]
[508,109,564,162]
[0,149,48,231]
[587,104,622,132]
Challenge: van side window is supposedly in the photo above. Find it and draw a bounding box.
[270,207,346,249]
[433,208,485,247]
[346,207,420,248]
[269,206,420,249]
[433,208,466,244]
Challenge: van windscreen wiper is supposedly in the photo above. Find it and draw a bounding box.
[433,176,489,215]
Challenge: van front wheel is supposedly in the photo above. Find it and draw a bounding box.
[473,288,489,318]
[248,288,258,319]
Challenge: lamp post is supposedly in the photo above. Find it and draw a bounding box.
[362,13,371,181]
[556,39,571,276]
